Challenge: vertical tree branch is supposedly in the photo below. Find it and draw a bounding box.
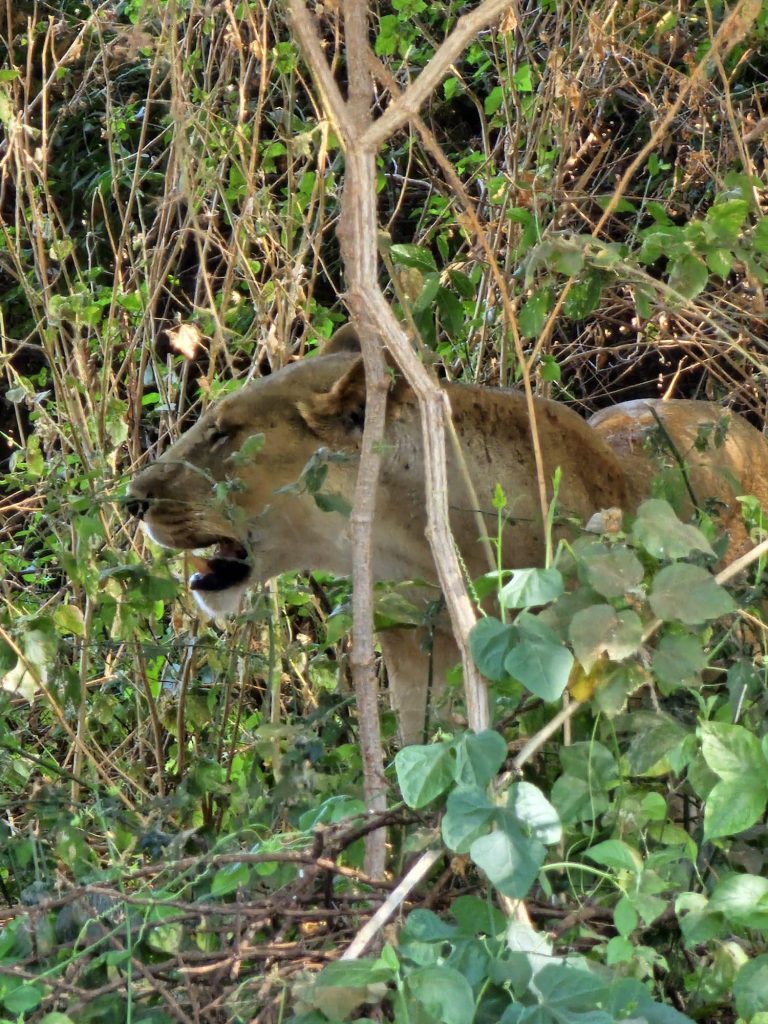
[339,0,389,878]
[286,0,517,868]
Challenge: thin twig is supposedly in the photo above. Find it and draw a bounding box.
[342,848,442,958]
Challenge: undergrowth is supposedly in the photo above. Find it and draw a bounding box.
[2,0,768,1021]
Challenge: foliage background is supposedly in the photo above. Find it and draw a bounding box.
[2,0,768,1021]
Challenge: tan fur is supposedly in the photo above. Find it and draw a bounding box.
[128,336,768,743]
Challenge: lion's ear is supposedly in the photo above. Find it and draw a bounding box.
[298,357,368,439]
[320,323,361,355]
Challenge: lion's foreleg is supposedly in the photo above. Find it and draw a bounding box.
[379,626,458,745]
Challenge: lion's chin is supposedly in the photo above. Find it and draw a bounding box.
[188,539,252,618]
[191,580,251,619]
[141,521,253,618]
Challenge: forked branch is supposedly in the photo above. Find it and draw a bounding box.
[286,0,516,874]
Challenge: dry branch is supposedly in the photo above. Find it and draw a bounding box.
[286,0,528,875]
[286,0,521,757]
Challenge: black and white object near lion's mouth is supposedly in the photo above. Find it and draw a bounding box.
[189,540,251,592]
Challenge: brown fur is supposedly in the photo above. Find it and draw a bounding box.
[128,333,768,742]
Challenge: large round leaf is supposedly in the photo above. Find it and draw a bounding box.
[632,499,714,560]
[569,605,642,671]
[470,827,545,898]
[395,743,454,808]
[504,614,573,701]
[649,564,734,624]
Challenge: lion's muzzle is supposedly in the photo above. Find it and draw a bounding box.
[125,496,149,520]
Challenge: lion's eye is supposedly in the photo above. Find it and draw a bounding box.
[209,425,231,445]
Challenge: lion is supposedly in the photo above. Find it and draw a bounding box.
[127,327,768,743]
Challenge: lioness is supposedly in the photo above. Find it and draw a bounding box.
[127,328,768,742]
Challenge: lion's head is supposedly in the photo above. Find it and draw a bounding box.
[126,330,392,616]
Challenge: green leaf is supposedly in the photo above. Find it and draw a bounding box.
[735,955,768,1018]
[146,920,183,954]
[410,271,440,312]
[676,892,728,946]
[442,786,496,853]
[449,269,475,299]
[395,743,454,808]
[519,287,553,338]
[634,285,654,320]
[699,715,768,838]
[709,874,768,931]
[389,243,437,271]
[54,604,85,637]
[401,908,456,942]
[234,432,266,460]
[548,241,585,277]
[313,491,352,516]
[625,716,687,774]
[614,896,639,937]
[706,198,748,245]
[451,894,507,936]
[499,567,564,609]
[444,77,460,100]
[631,499,715,560]
[211,861,251,897]
[608,978,697,1024]
[551,773,610,825]
[667,253,708,300]
[581,547,644,598]
[315,960,391,987]
[569,605,643,671]
[563,272,603,320]
[584,839,642,874]
[639,226,685,263]
[521,963,611,1023]
[700,721,767,781]
[704,779,767,840]
[117,290,144,313]
[405,965,475,1024]
[484,85,504,115]
[606,935,634,965]
[649,564,734,624]
[0,637,17,676]
[707,248,733,278]
[646,201,673,225]
[3,983,44,1014]
[552,739,623,821]
[539,354,561,382]
[506,782,561,845]
[505,624,573,702]
[470,826,545,898]
[512,63,533,93]
[436,286,464,336]
[560,740,619,786]
[469,617,516,681]
[312,959,392,1020]
[454,730,508,787]
[375,14,398,55]
[753,215,768,255]
[596,195,638,214]
[652,635,706,693]
[5,385,29,404]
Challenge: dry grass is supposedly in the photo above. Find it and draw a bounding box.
[1,0,768,1018]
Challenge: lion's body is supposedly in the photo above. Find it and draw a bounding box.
[128,338,768,742]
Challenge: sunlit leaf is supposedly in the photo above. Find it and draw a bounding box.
[395,743,454,808]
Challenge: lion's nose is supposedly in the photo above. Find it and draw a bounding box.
[125,496,150,520]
